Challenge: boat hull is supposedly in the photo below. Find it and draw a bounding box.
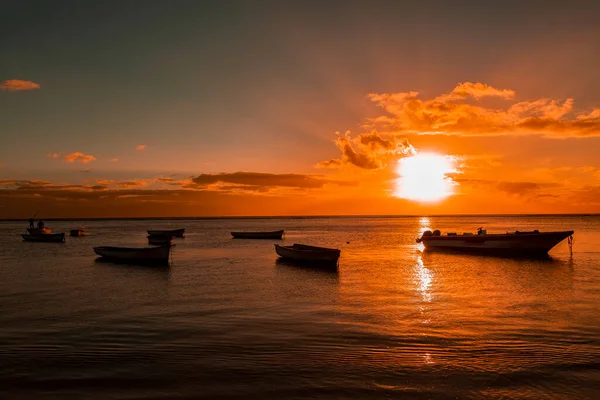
[275,244,340,267]
[22,233,65,243]
[418,230,574,256]
[147,234,173,246]
[147,228,185,238]
[94,246,170,265]
[231,230,284,239]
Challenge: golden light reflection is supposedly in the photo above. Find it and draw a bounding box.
[394,153,457,202]
[415,256,432,303]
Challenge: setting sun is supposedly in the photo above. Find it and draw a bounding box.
[394,153,457,202]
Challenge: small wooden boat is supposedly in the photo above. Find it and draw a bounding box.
[94,245,170,264]
[147,234,173,246]
[416,228,574,256]
[147,228,185,238]
[231,230,284,239]
[22,233,65,243]
[275,243,340,266]
[27,227,52,235]
[70,228,86,237]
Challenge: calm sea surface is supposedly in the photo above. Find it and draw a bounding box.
[0,216,599,399]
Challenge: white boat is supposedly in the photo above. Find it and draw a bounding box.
[416,228,574,256]
[275,244,340,266]
[94,246,170,264]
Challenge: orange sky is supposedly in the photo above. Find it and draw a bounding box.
[1,2,600,218]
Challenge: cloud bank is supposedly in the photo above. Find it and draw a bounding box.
[367,82,600,137]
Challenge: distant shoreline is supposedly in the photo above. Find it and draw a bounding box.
[1,214,599,222]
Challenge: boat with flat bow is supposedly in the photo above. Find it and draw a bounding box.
[94,245,171,265]
[22,233,65,243]
[147,228,185,238]
[275,243,340,266]
[416,227,574,256]
[231,230,284,239]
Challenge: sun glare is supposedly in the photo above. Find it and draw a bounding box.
[394,153,457,202]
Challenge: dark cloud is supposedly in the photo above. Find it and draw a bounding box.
[189,171,349,190]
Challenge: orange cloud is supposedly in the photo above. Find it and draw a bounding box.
[0,79,40,91]
[136,145,146,150]
[47,153,60,159]
[63,152,96,164]
[367,82,600,137]
[317,131,415,169]
[109,158,118,162]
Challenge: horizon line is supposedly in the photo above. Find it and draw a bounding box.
[1,213,599,222]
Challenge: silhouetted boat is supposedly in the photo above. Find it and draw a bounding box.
[70,228,86,237]
[147,234,173,246]
[147,228,185,238]
[231,230,284,239]
[27,227,52,235]
[22,233,65,243]
[94,246,170,264]
[275,243,340,266]
[416,227,574,256]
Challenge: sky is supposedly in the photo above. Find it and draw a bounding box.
[1,0,600,218]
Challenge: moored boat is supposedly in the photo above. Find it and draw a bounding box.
[275,243,340,266]
[22,233,65,243]
[147,228,185,238]
[231,230,284,239]
[27,227,52,235]
[147,234,173,246]
[94,245,171,264]
[70,228,86,237]
[416,227,574,256]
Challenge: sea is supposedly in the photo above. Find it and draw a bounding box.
[0,215,599,399]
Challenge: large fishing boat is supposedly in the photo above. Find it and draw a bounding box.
[416,228,574,256]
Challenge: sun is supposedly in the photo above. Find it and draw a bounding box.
[394,153,457,202]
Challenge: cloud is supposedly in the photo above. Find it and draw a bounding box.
[93,179,150,188]
[63,152,96,164]
[456,177,560,197]
[109,158,118,162]
[136,145,146,150]
[188,171,353,193]
[317,131,415,170]
[0,162,4,167]
[366,82,600,137]
[0,79,40,91]
[0,180,106,192]
[47,153,60,159]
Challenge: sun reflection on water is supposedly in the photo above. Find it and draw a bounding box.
[415,256,433,303]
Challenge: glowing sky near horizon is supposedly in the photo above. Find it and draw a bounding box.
[1,0,600,217]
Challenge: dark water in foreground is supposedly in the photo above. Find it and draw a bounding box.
[0,216,599,399]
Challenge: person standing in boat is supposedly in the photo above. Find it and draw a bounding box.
[37,220,45,229]
[29,218,35,229]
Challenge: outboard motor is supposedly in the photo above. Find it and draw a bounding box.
[416,230,433,243]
